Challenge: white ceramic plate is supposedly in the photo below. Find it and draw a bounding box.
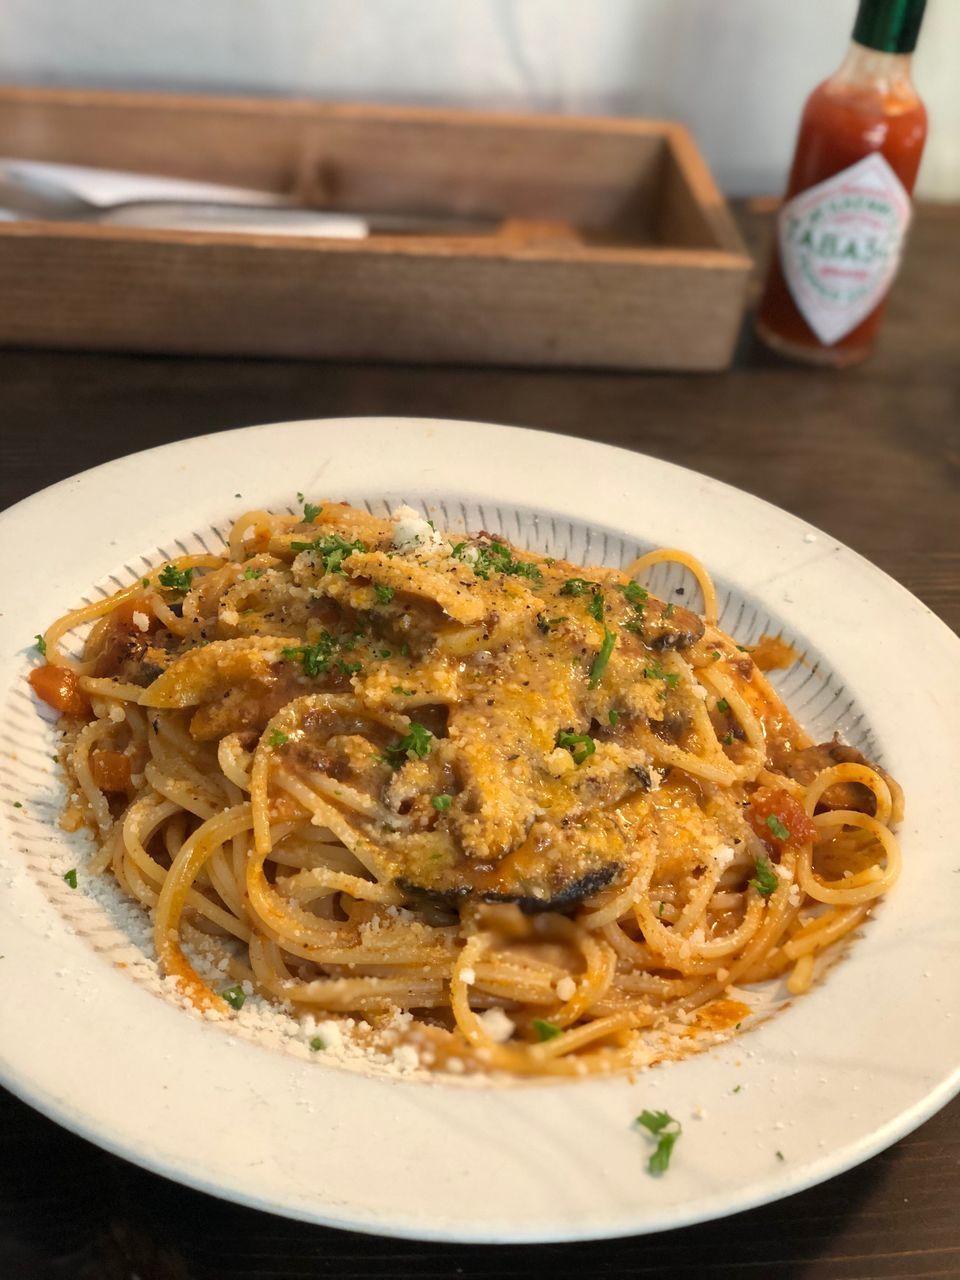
[1,417,957,1244]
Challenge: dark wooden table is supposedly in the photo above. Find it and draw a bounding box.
[2,204,958,1279]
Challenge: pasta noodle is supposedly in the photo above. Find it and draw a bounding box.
[29,501,903,1076]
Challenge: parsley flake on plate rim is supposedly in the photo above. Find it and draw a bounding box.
[635,1109,683,1175]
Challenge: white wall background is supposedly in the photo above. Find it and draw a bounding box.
[1,0,956,198]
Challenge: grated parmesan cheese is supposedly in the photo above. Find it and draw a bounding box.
[713,843,735,869]
[556,976,577,1002]
[391,505,442,553]
[391,1044,421,1071]
[478,1008,515,1043]
[131,611,150,632]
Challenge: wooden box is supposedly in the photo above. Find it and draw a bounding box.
[0,88,751,371]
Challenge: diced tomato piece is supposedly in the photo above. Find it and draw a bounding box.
[89,749,132,792]
[747,786,817,850]
[28,664,91,716]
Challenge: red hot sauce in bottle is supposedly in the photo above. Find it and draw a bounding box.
[756,0,928,366]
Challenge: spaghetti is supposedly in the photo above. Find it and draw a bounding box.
[29,501,903,1076]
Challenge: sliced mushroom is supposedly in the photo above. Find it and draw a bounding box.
[640,601,705,651]
[396,861,622,916]
[769,736,898,816]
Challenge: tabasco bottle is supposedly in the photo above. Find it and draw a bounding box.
[755,0,928,366]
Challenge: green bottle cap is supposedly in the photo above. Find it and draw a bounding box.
[852,0,927,53]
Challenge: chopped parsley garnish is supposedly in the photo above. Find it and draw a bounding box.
[711,649,722,661]
[716,698,730,713]
[536,614,567,633]
[392,686,415,697]
[722,733,734,745]
[560,578,598,597]
[289,533,365,575]
[636,1110,682,1175]
[776,1150,785,1162]
[733,1084,742,1094]
[282,634,337,677]
[336,660,363,677]
[608,709,620,727]
[303,501,322,522]
[586,590,605,622]
[382,722,434,768]
[34,634,46,656]
[643,661,680,689]
[377,648,392,659]
[588,627,616,689]
[63,868,77,889]
[737,644,750,652]
[339,627,365,650]
[373,583,395,605]
[532,1019,563,1042]
[663,602,675,618]
[141,577,150,588]
[310,1036,325,1051]
[555,729,596,765]
[618,581,648,607]
[158,564,194,593]
[221,984,246,1011]
[11,801,22,809]
[432,794,452,812]
[296,491,305,503]
[657,900,665,917]
[749,855,779,896]
[455,540,542,582]
[765,814,791,841]
[268,729,289,747]
[243,567,263,579]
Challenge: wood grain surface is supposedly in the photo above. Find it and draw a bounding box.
[1,202,957,1279]
[0,88,751,370]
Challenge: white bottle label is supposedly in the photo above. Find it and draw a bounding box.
[778,152,912,346]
